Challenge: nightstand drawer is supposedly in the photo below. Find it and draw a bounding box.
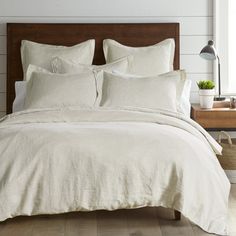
[191,104,236,129]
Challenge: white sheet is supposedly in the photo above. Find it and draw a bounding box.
[12,81,27,112]
[0,107,230,235]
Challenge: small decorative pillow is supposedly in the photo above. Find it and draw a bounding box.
[21,39,95,80]
[25,64,49,81]
[98,70,188,113]
[24,67,97,110]
[103,39,175,76]
[51,56,131,74]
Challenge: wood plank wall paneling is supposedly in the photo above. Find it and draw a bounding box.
[0,93,6,111]
[0,0,213,17]
[0,16,213,36]
[0,74,6,92]
[0,0,214,116]
[0,36,6,54]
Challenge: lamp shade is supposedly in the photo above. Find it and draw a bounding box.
[199,40,218,60]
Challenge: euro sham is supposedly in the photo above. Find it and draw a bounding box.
[98,70,187,113]
[21,39,95,79]
[103,39,175,76]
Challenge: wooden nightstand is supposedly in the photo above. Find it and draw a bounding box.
[191,103,236,131]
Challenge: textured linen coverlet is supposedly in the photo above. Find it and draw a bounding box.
[0,107,230,235]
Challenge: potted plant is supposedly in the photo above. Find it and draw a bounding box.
[197,80,215,109]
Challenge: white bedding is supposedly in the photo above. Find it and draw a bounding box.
[0,107,230,235]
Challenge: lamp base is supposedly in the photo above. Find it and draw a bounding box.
[214,96,226,101]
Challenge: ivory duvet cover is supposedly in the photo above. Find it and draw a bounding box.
[0,107,230,235]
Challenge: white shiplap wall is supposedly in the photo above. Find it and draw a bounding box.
[0,0,214,117]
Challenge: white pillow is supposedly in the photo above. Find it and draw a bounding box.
[21,39,95,79]
[112,70,192,116]
[12,65,50,112]
[24,70,97,110]
[26,64,50,81]
[103,39,175,76]
[12,81,27,112]
[51,56,131,74]
[98,70,187,113]
[179,79,192,116]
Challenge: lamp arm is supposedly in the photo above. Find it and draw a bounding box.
[217,55,221,97]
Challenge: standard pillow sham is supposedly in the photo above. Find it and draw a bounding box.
[112,70,192,116]
[12,65,50,112]
[51,56,131,74]
[98,70,187,113]
[24,70,97,110]
[103,39,175,76]
[21,39,95,80]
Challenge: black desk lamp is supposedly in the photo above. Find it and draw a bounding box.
[200,40,225,101]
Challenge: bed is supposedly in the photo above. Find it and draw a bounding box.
[0,23,230,235]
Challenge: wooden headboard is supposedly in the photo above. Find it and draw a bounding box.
[7,23,179,114]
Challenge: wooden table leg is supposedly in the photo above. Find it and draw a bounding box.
[174,210,181,220]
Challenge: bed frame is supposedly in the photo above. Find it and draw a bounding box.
[6,23,181,220]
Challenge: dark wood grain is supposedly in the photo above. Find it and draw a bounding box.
[7,23,179,113]
[174,210,181,220]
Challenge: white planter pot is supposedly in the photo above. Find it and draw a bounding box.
[199,89,215,109]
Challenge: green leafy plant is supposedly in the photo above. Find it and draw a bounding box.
[197,80,215,90]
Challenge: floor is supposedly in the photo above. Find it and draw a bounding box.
[0,185,235,236]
